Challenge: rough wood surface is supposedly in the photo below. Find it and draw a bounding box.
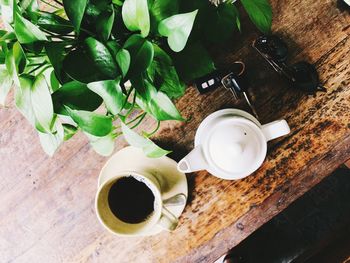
[0,0,349,262]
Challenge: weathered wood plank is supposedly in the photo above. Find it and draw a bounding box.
[0,0,349,262]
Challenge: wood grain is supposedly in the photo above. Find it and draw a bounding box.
[0,0,349,262]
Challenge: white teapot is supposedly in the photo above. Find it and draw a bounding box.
[177,109,291,180]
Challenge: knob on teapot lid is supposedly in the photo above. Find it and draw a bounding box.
[206,118,267,175]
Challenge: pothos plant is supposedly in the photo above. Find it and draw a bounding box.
[0,0,272,157]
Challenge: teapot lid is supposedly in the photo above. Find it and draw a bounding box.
[204,118,267,178]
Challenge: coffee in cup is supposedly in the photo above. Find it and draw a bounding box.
[96,171,184,236]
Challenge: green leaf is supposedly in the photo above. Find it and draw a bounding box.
[122,0,150,37]
[5,48,20,87]
[121,122,170,158]
[31,74,54,133]
[38,118,64,156]
[0,65,13,106]
[13,42,26,74]
[63,49,104,83]
[87,78,125,115]
[0,0,11,6]
[20,0,38,12]
[65,106,113,137]
[85,132,115,156]
[52,81,102,114]
[84,37,119,79]
[136,81,183,121]
[200,3,239,42]
[130,73,151,101]
[158,10,198,52]
[50,70,60,92]
[96,8,115,42]
[45,42,70,84]
[15,76,36,126]
[37,12,74,34]
[241,0,272,33]
[63,0,88,33]
[116,49,130,77]
[148,44,185,99]
[124,34,154,77]
[173,42,215,82]
[14,11,48,44]
[149,0,179,23]
[0,31,16,42]
[63,123,78,141]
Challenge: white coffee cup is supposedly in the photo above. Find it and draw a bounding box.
[178,109,291,180]
[95,170,183,236]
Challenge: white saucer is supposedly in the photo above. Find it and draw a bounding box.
[98,146,188,236]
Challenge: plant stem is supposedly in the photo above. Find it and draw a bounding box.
[128,93,137,114]
[52,0,63,6]
[122,87,134,109]
[26,62,47,75]
[27,53,45,57]
[41,28,75,41]
[37,65,51,75]
[130,113,147,129]
[144,121,160,137]
[80,28,96,36]
[40,0,59,9]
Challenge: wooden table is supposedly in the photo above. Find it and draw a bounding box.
[1,0,349,262]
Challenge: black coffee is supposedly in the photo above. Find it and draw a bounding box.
[108,176,155,224]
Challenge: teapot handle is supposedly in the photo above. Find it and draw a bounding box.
[261,120,290,142]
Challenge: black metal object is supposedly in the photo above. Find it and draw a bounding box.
[253,35,326,94]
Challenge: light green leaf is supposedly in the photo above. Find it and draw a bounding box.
[121,122,170,158]
[241,0,272,33]
[116,49,130,77]
[85,132,115,156]
[63,123,77,141]
[14,11,48,44]
[122,0,150,37]
[87,78,125,115]
[124,34,154,77]
[15,76,36,126]
[65,106,113,137]
[20,0,38,12]
[232,5,241,32]
[1,3,14,26]
[136,81,183,121]
[38,118,64,156]
[158,10,198,52]
[50,70,60,92]
[0,0,11,6]
[63,0,88,33]
[5,48,20,87]
[31,74,54,133]
[0,65,13,106]
[13,42,26,74]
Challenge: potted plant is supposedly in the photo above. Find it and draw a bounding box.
[0,0,272,157]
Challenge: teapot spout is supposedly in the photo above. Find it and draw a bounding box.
[177,146,208,173]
